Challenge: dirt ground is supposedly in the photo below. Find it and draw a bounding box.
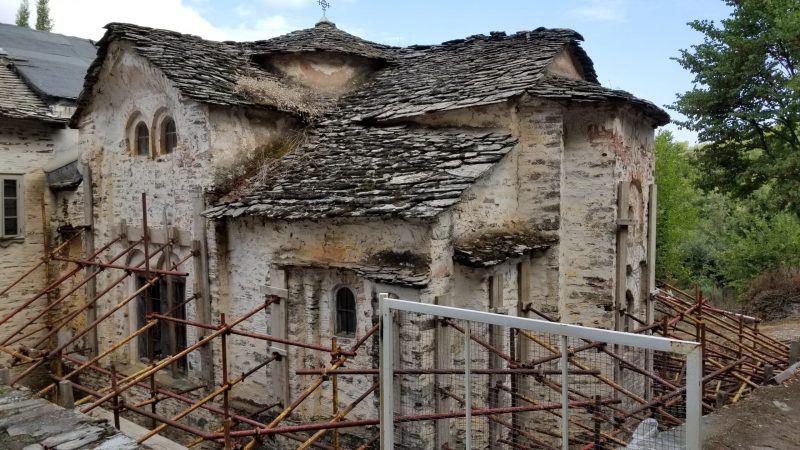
[702,318,800,450]
[757,318,800,343]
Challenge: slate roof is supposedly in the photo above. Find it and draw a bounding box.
[0,385,141,449]
[275,259,430,288]
[73,21,670,220]
[204,123,518,219]
[345,28,600,122]
[0,23,96,103]
[0,56,60,122]
[72,23,254,124]
[245,19,392,61]
[454,229,558,267]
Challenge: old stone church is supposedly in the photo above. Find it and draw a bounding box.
[3,17,668,448]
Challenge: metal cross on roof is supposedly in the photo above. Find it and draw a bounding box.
[318,0,331,17]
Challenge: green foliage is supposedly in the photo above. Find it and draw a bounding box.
[654,131,800,296]
[717,209,800,290]
[672,0,800,214]
[655,131,703,283]
[14,0,30,28]
[34,0,53,32]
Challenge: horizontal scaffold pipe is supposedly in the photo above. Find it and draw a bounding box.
[79,300,275,414]
[294,368,602,376]
[150,313,358,356]
[214,398,622,439]
[0,230,82,299]
[52,256,189,277]
[0,238,146,347]
[0,236,122,329]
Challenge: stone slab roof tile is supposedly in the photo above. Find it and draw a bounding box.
[204,123,518,220]
[343,28,609,122]
[454,229,558,267]
[245,20,392,61]
[274,259,430,288]
[530,76,670,125]
[71,23,265,126]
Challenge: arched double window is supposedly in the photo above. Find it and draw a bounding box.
[161,118,178,154]
[135,122,150,156]
[334,287,357,337]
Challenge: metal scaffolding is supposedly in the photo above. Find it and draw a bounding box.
[0,193,793,449]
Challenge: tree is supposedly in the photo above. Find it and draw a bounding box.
[15,0,30,28]
[654,131,703,283]
[34,0,53,32]
[672,0,800,213]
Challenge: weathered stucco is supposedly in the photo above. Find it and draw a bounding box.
[265,52,382,95]
[0,118,77,360]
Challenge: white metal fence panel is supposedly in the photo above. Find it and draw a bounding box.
[379,296,702,450]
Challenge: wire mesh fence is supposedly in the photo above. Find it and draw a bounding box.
[380,296,702,450]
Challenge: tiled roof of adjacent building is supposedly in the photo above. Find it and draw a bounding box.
[0,24,95,122]
[204,122,517,220]
[0,56,60,122]
[0,23,96,103]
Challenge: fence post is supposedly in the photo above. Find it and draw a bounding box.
[560,335,569,450]
[379,294,394,450]
[685,345,703,450]
[464,321,472,450]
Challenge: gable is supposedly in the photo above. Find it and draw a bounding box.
[545,47,585,80]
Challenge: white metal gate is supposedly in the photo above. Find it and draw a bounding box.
[379,295,702,450]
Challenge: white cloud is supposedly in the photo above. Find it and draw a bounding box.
[572,0,627,22]
[0,0,294,41]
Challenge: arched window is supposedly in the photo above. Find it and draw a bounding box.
[335,287,357,337]
[136,255,188,375]
[161,118,177,154]
[135,122,150,156]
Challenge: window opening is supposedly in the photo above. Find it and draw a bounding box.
[335,287,357,337]
[135,122,149,156]
[136,275,187,373]
[162,118,177,154]
[1,177,21,238]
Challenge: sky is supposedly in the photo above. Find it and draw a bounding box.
[0,0,734,143]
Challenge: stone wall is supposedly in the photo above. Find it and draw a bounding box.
[218,216,431,410]
[0,118,77,361]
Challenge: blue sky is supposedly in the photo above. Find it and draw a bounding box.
[0,0,734,142]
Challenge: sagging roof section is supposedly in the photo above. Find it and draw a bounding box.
[0,23,96,103]
[204,123,517,220]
